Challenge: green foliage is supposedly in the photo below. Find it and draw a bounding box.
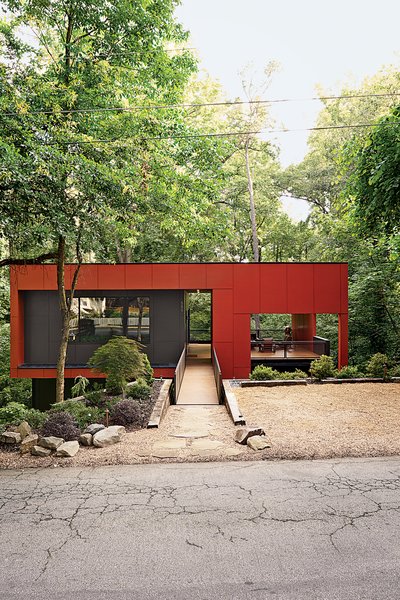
[42,411,80,440]
[388,365,400,378]
[280,369,308,380]
[366,353,389,378]
[24,408,47,430]
[49,400,103,429]
[250,366,278,380]
[71,376,89,398]
[310,355,336,381]
[335,366,362,379]
[88,337,145,395]
[0,324,32,408]
[140,355,154,386]
[0,401,27,425]
[84,389,105,408]
[127,379,151,402]
[110,399,143,428]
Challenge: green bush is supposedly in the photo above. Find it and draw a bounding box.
[141,354,154,386]
[71,375,90,398]
[127,378,151,401]
[310,355,336,381]
[50,400,103,429]
[279,369,308,380]
[250,366,278,380]
[42,412,80,441]
[366,353,389,378]
[0,402,27,425]
[0,324,32,408]
[88,337,146,395]
[110,399,143,427]
[84,389,105,408]
[388,365,400,378]
[24,408,47,430]
[335,365,362,379]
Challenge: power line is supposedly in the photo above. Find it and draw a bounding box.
[41,121,398,146]
[1,92,399,118]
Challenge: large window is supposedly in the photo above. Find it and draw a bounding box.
[69,296,150,344]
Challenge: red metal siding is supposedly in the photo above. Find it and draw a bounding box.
[10,262,348,380]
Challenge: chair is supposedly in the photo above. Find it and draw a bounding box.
[259,338,276,353]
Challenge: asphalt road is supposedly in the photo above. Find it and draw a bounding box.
[1,457,400,600]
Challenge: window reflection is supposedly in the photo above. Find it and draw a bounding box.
[69,296,150,344]
[128,297,150,343]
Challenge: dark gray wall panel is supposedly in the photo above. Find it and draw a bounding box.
[24,289,185,367]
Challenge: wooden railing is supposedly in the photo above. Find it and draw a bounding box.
[170,345,186,404]
[212,347,224,404]
[251,337,330,358]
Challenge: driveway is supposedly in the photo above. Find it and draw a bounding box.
[1,457,400,599]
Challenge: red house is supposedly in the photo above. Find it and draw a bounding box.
[10,262,348,405]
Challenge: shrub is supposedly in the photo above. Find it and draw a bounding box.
[0,402,27,425]
[84,389,105,408]
[71,375,90,398]
[49,400,103,429]
[366,353,389,378]
[388,365,400,378]
[335,365,361,379]
[127,378,151,402]
[310,355,335,381]
[88,337,146,395]
[279,369,308,380]
[110,399,143,427]
[24,408,47,430]
[250,366,278,380]
[41,411,80,441]
[141,354,154,385]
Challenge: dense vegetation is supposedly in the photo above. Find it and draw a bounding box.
[0,1,398,408]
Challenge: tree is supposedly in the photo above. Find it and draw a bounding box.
[0,0,197,402]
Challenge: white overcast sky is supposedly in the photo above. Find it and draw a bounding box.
[175,0,400,167]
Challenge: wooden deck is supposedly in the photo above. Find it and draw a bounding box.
[177,344,218,405]
[251,347,320,360]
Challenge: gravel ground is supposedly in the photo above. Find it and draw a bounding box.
[1,383,399,469]
[235,383,400,460]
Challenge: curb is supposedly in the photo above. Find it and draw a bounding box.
[147,379,172,429]
[223,380,246,426]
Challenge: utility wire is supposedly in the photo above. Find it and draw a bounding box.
[41,121,399,146]
[1,92,399,118]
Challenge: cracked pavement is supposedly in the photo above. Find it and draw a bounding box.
[1,457,400,599]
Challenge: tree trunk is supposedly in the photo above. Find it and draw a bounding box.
[55,235,82,403]
[245,139,261,335]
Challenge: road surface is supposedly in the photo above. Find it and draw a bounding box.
[1,457,400,599]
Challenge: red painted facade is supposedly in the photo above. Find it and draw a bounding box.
[10,262,348,380]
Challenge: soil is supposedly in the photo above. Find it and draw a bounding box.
[0,382,399,469]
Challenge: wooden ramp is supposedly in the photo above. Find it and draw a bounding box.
[177,345,219,405]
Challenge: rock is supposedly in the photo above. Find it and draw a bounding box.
[93,426,126,448]
[55,441,80,457]
[20,434,39,454]
[31,445,51,457]
[18,421,32,440]
[247,436,271,451]
[235,427,265,445]
[79,433,93,446]
[0,431,22,444]
[84,423,105,435]
[39,436,64,450]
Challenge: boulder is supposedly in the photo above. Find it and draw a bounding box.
[235,427,265,445]
[20,434,39,454]
[18,421,32,440]
[31,445,51,457]
[0,431,22,444]
[93,426,126,448]
[55,441,80,457]
[79,433,93,446]
[39,436,64,450]
[247,436,271,451]
[84,423,105,435]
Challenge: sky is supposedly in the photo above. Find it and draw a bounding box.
[175,0,399,167]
